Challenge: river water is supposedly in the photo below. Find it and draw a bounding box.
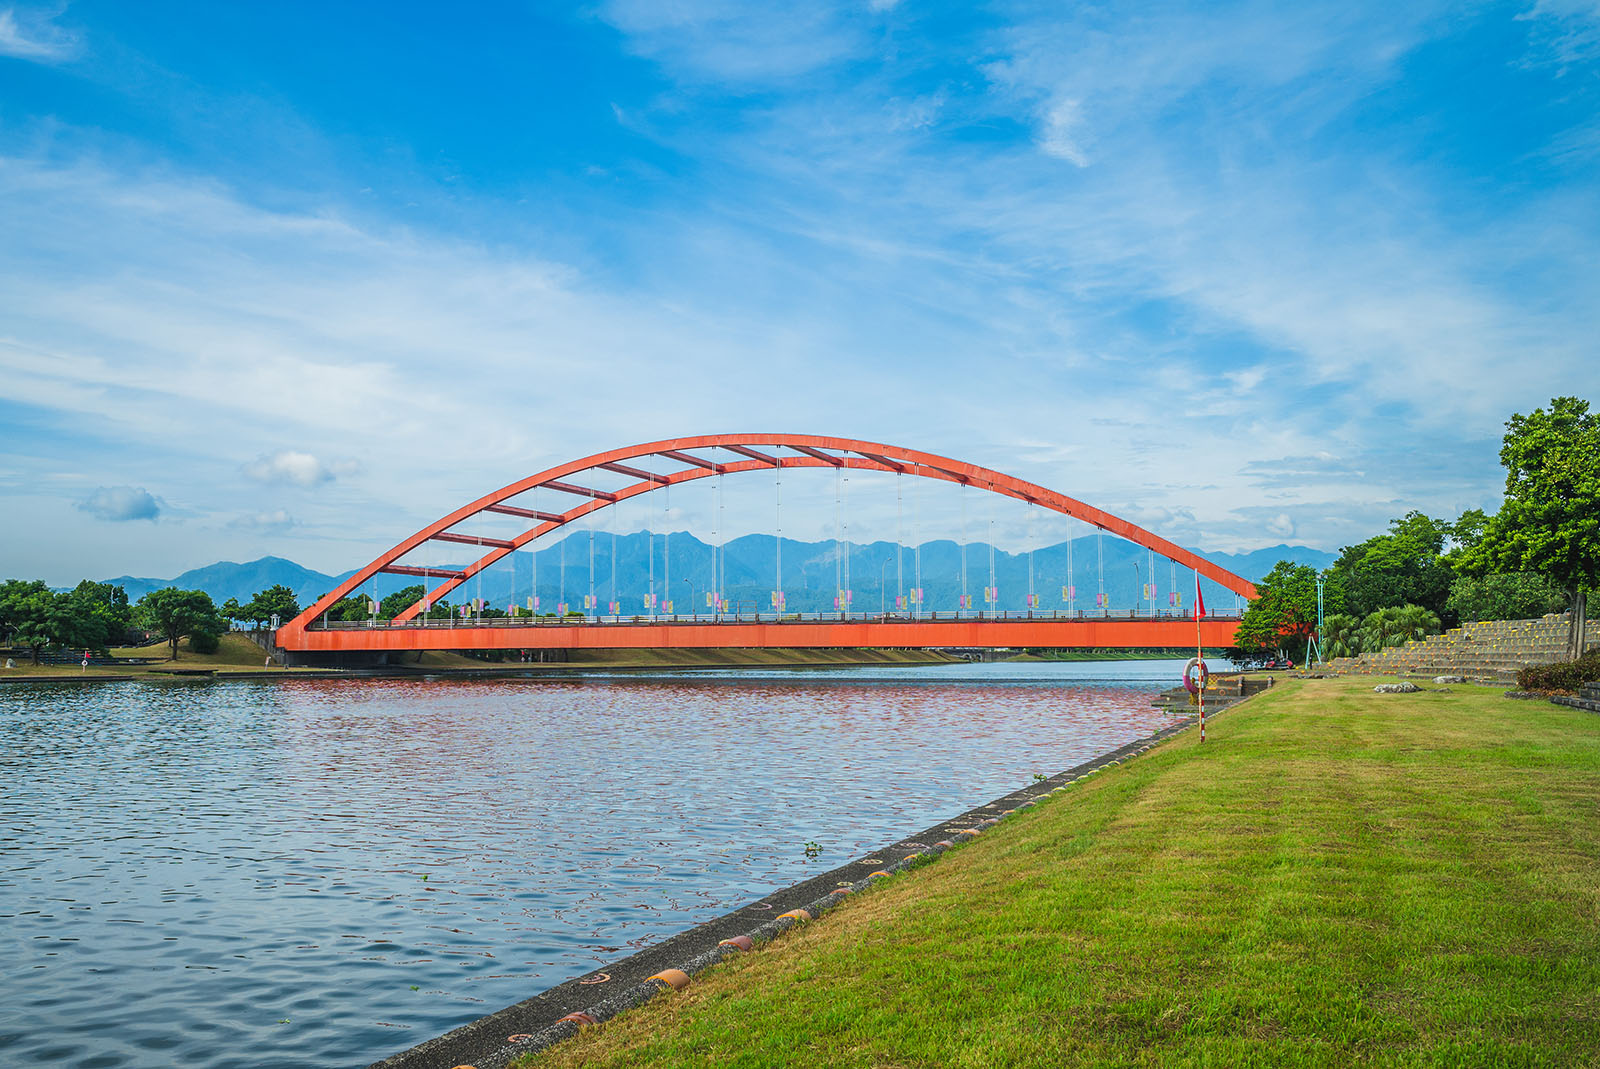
[2,660,1191,1068]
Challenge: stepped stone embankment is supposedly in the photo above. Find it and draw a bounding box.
[1552,681,1600,715]
[1322,613,1598,685]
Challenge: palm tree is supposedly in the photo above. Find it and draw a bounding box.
[1322,613,1364,658]
[1361,604,1441,651]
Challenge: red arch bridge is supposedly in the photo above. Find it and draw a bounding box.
[274,434,1257,657]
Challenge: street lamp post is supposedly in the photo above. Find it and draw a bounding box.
[880,558,890,616]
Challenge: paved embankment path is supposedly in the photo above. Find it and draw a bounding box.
[521,677,1600,1068]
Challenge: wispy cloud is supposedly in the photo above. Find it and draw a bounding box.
[229,508,295,531]
[0,5,78,61]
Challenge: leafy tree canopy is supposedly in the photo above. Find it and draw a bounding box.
[135,587,226,659]
[1330,510,1456,620]
[246,584,301,624]
[1478,396,1600,596]
[1234,560,1325,663]
[1445,572,1566,623]
[1474,396,1600,656]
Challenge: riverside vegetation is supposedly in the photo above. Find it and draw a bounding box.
[1233,396,1599,669]
[519,677,1600,1068]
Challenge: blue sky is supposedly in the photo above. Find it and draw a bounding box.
[2,0,1597,585]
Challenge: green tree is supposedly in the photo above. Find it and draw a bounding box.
[1475,396,1600,658]
[1330,511,1455,621]
[135,588,226,659]
[220,597,246,622]
[0,579,75,663]
[245,584,301,625]
[1233,560,1324,664]
[65,580,132,652]
[1445,572,1566,623]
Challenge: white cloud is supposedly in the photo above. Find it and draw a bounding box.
[243,450,348,487]
[1266,513,1296,537]
[77,485,161,522]
[0,6,77,61]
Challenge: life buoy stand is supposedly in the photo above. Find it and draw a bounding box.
[1183,657,1209,694]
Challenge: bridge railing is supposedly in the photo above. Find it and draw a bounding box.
[309,609,1244,630]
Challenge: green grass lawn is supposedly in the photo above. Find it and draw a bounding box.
[524,677,1600,1068]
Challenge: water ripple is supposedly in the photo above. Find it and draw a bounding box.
[0,661,1186,1067]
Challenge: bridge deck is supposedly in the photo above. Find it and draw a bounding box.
[277,614,1243,652]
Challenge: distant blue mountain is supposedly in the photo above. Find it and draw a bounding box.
[95,539,1336,615]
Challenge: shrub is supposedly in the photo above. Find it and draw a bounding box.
[188,630,221,654]
[1517,650,1600,692]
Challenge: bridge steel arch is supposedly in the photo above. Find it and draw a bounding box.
[275,434,1256,649]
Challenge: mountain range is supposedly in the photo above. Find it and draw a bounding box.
[98,534,1335,616]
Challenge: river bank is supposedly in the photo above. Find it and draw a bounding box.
[0,634,964,684]
[508,676,1600,1068]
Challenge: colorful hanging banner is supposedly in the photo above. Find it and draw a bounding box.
[1062,584,1077,601]
[1026,593,1040,608]
[582,594,596,609]
[770,590,786,608]
[895,595,907,610]
[910,587,924,604]
[663,600,673,613]
[1143,583,1153,599]
[557,602,569,615]
[1096,592,1109,608]
[644,593,657,608]
[527,596,536,611]
[1169,591,1181,607]
[959,594,972,608]
[837,588,853,604]
[608,601,620,615]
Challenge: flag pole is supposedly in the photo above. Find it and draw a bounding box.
[1194,568,1205,745]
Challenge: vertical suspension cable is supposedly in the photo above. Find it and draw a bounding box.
[1097,526,1105,617]
[531,488,539,617]
[838,467,851,617]
[913,466,922,620]
[1027,503,1035,613]
[647,487,655,618]
[559,521,566,614]
[960,482,969,616]
[587,489,596,617]
[720,470,726,614]
[895,474,903,613]
[663,482,671,617]
[1148,547,1155,616]
[611,491,619,619]
[1067,517,1075,615]
[987,511,996,620]
[774,460,783,618]
[841,472,850,615]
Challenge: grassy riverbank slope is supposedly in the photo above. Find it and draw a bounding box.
[529,677,1600,1067]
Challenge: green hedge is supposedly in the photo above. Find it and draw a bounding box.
[1516,649,1600,692]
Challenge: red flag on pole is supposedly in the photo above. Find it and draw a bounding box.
[1193,569,1206,621]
